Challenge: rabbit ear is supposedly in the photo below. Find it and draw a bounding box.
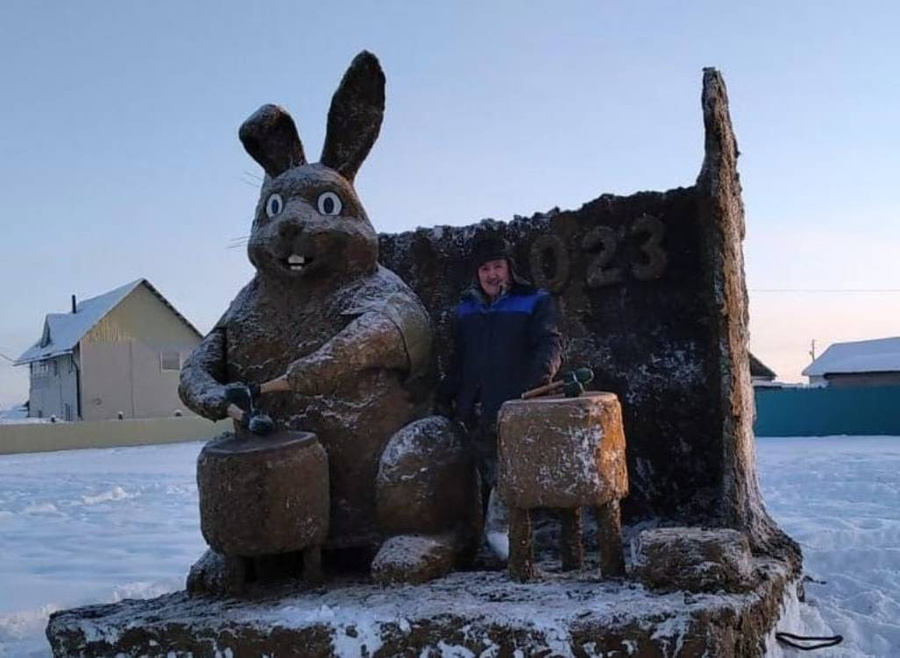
[320,51,385,183]
[239,105,306,178]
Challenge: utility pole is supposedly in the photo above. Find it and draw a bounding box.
[808,339,816,362]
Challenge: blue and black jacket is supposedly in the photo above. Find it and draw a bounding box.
[438,279,562,424]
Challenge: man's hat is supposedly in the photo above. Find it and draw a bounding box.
[471,234,513,268]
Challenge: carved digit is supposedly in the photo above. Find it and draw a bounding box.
[631,215,667,281]
[529,234,570,293]
[582,226,622,288]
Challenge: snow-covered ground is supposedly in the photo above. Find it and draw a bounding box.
[0,442,206,657]
[758,436,900,656]
[0,404,32,423]
[0,437,897,657]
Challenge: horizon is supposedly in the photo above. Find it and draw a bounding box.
[2,1,898,407]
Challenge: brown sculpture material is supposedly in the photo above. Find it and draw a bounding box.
[47,62,804,657]
[498,392,628,582]
[178,51,479,591]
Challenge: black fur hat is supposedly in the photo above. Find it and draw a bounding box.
[470,234,513,268]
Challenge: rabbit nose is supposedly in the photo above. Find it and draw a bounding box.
[278,221,303,241]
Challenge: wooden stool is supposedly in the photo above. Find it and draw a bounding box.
[498,392,628,582]
[197,431,329,592]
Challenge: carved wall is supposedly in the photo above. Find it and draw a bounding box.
[380,70,799,565]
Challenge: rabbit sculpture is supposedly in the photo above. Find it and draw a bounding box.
[179,51,479,592]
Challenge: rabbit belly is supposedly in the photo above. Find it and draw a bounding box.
[217,272,431,549]
[301,370,419,548]
[227,323,422,549]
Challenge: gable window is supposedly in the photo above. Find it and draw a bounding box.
[160,351,181,372]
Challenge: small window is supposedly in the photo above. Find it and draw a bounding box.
[160,351,181,372]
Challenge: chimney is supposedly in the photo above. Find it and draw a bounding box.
[71,294,77,314]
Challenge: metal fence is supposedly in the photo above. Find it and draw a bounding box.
[754,385,900,437]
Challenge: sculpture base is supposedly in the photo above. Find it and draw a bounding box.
[47,555,797,657]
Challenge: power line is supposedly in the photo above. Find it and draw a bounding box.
[750,289,900,293]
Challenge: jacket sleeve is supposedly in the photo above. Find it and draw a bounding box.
[525,292,563,389]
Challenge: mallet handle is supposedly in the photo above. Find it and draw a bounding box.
[521,380,565,399]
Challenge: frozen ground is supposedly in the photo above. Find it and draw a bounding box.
[758,436,900,657]
[0,437,897,657]
[0,442,205,657]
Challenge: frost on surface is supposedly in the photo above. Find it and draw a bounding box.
[631,527,752,593]
[49,566,786,657]
[378,416,458,475]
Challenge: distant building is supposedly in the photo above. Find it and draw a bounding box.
[749,352,777,387]
[802,336,900,388]
[15,279,202,421]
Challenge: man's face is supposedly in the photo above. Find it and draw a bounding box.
[477,258,510,299]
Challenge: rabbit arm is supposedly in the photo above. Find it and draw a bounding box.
[178,328,231,421]
[285,311,408,396]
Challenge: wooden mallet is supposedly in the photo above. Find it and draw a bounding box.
[521,367,594,399]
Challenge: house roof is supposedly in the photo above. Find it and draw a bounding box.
[802,336,900,377]
[15,279,201,365]
[748,352,777,379]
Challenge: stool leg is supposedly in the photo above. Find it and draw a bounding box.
[303,545,324,586]
[508,507,534,582]
[560,508,584,571]
[596,500,625,577]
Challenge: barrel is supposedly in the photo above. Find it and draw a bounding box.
[197,431,329,557]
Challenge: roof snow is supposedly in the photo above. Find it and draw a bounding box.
[802,336,900,377]
[15,279,200,365]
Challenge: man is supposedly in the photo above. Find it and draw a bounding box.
[437,234,562,557]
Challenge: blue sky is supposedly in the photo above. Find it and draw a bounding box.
[1,1,898,407]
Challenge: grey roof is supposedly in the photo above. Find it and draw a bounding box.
[802,336,900,377]
[16,279,201,365]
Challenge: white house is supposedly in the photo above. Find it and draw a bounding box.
[16,279,202,421]
[802,336,900,388]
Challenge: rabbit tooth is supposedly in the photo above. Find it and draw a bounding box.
[287,255,306,265]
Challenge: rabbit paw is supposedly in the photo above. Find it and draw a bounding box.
[224,382,261,412]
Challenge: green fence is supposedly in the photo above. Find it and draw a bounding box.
[754,385,900,437]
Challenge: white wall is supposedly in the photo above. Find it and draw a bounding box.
[0,416,231,455]
[80,285,200,420]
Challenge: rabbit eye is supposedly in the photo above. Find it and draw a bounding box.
[265,193,283,218]
[317,191,343,216]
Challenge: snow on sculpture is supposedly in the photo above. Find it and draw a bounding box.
[43,62,807,658]
[178,51,480,592]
